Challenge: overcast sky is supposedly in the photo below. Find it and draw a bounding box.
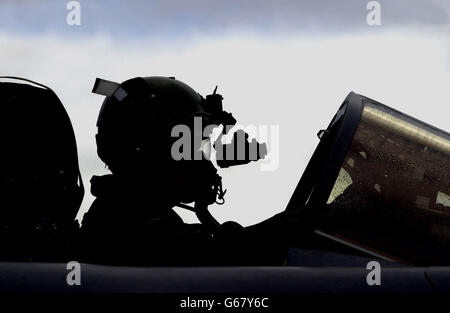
[1,0,449,36]
[1,0,449,225]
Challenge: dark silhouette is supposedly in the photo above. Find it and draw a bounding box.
[81,76,303,266]
[0,77,84,261]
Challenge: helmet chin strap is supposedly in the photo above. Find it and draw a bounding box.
[175,175,225,232]
[175,202,220,232]
[194,201,221,232]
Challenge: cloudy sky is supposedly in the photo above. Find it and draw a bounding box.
[1,0,449,226]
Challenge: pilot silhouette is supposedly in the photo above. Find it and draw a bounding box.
[0,77,84,261]
[81,76,304,266]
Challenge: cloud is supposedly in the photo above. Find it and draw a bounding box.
[0,0,449,39]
